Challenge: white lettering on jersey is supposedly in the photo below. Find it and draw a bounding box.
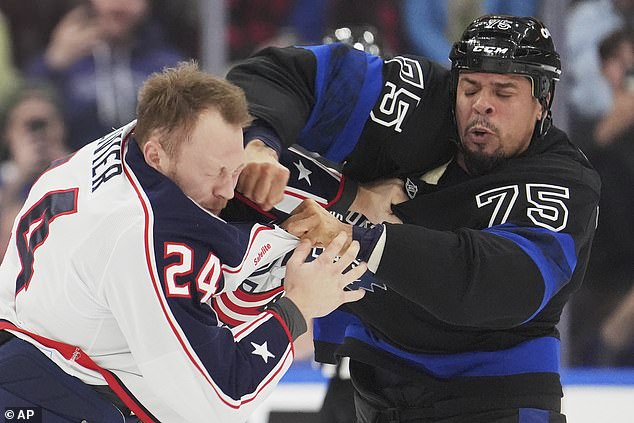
[384,56,425,90]
[476,183,570,231]
[370,56,424,133]
[370,82,420,133]
[526,184,570,232]
[91,127,126,192]
[164,243,194,298]
[476,185,520,227]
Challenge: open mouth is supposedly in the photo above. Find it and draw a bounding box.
[469,125,494,135]
[468,128,494,141]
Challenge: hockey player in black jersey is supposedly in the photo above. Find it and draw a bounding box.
[228,15,600,423]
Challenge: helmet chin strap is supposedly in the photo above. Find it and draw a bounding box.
[537,108,552,138]
[535,84,554,138]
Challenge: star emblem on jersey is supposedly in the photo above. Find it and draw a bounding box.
[293,160,312,186]
[251,341,275,363]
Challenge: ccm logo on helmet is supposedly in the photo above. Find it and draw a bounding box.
[472,45,509,55]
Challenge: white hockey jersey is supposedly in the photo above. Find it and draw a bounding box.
[0,122,300,422]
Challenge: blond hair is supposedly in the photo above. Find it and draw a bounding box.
[134,61,251,156]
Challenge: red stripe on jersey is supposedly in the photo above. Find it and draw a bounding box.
[325,174,346,208]
[213,298,248,327]
[266,310,294,356]
[215,311,244,327]
[216,295,261,317]
[232,285,284,303]
[231,312,272,340]
[233,192,277,219]
[0,322,158,422]
[213,287,285,326]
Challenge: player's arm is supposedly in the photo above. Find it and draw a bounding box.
[371,159,601,328]
[284,179,600,329]
[227,46,318,150]
[229,44,388,208]
[102,225,364,420]
[227,46,319,210]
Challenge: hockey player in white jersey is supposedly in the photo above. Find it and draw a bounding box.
[0,62,366,422]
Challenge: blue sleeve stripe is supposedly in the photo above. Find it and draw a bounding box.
[325,54,383,162]
[300,44,331,135]
[346,324,560,378]
[313,309,362,345]
[483,224,577,321]
[298,45,383,162]
[519,408,550,422]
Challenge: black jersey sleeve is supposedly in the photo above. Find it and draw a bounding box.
[227,46,317,149]
[228,44,454,182]
[376,224,548,328]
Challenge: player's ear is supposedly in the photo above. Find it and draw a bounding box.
[142,136,167,173]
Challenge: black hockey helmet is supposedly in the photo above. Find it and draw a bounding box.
[449,15,561,136]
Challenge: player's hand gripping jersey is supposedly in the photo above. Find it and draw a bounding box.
[0,122,303,422]
[216,146,382,324]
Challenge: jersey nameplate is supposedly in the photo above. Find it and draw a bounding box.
[91,127,126,192]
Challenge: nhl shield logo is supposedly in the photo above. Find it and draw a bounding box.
[405,178,418,199]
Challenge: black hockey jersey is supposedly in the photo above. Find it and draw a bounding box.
[227,43,601,405]
[315,128,600,379]
[226,128,599,408]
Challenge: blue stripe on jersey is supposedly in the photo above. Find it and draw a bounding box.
[346,324,560,378]
[313,309,363,345]
[519,408,550,422]
[483,224,577,322]
[298,44,383,162]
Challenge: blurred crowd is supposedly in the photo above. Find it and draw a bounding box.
[0,0,632,369]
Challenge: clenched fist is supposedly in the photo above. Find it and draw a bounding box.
[237,139,290,211]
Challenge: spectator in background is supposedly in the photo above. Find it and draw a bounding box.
[401,0,540,66]
[599,283,634,364]
[0,11,19,105]
[26,0,185,150]
[568,29,634,367]
[0,82,69,255]
[565,0,634,150]
[0,0,74,70]
[593,30,634,148]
